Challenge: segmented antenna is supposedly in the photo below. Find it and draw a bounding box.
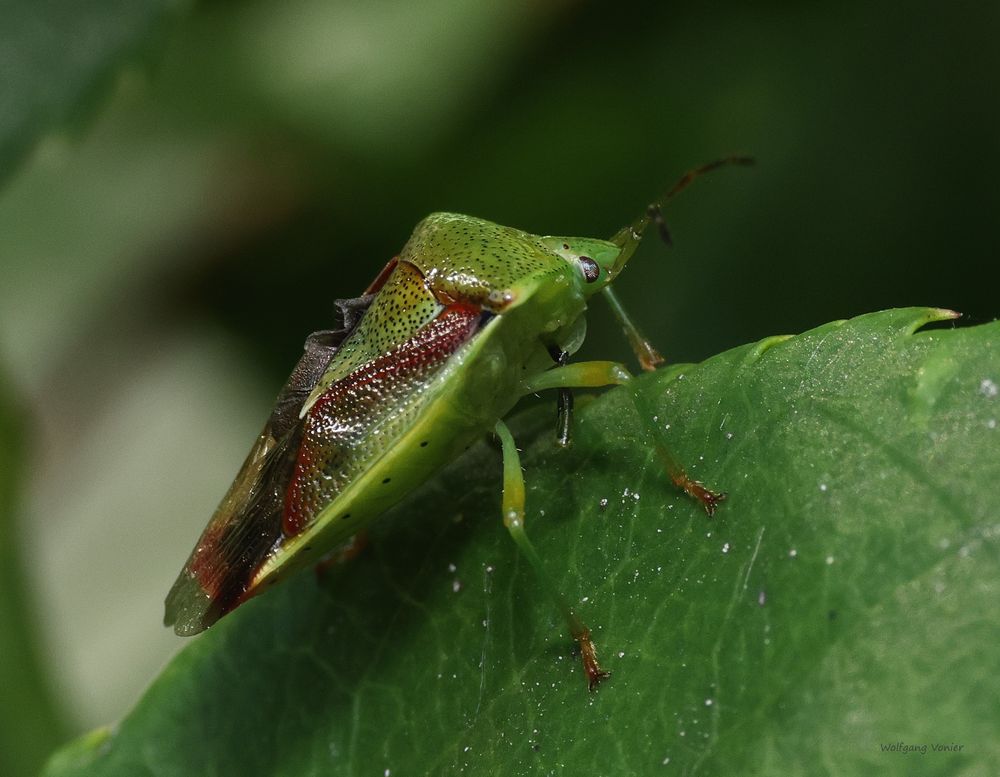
[610,155,755,276]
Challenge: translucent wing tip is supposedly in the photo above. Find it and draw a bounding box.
[163,570,218,636]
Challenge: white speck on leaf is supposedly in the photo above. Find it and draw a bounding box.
[722,542,730,554]
[980,378,998,397]
[789,548,798,558]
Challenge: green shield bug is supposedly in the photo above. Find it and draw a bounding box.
[164,157,752,689]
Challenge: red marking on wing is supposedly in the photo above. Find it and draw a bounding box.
[282,303,481,537]
[189,524,231,600]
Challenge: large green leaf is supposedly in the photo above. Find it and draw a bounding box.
[43,308,1000,776]
[0,0,184,187]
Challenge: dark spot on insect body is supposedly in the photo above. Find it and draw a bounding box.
[304,545,312,551]
[382,477,391,484]
[341,513,352,521]
[420,441,428,447]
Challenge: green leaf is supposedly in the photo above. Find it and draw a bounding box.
[0,0,184,187]
[0,376,68,777]
[43,308,1000,776]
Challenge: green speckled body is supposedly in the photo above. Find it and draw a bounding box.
[165,211,623,636]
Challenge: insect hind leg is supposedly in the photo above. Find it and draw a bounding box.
[494,419,610,690]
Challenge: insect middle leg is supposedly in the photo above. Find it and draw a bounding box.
[494,419,610,690]
[523,361,725,515]
[629,385,726,514]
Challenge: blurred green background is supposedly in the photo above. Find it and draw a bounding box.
[1,0,997,774]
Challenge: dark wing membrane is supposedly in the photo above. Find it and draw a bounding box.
[163,426,300,634]
[164,296,372,635]
[271,294,374,434]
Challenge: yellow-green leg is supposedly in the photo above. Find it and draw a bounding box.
[629,386,726,515]
[521,360,631,394]
[523,360,725,515]
[601,286,664,372]
[494,419,610,690]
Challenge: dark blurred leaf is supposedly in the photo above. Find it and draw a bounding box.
[0,0,185,188]
[42,308,1000,775]
[0,377,68,777]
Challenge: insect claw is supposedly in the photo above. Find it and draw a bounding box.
[692,485,726,516]
[702,490,727,517]
[637,343,665,372]
[587,666,612,692]
[672,475,726,516]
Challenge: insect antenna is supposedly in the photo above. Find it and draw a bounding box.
[602,155,754,371]
[609,155,755,276]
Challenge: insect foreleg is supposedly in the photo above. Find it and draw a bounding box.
[494,420,610,690]
[600,287,664,372]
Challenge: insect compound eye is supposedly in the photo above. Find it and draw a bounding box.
[578,256,600,283]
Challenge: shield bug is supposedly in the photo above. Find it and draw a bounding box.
[164,157,752,688]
